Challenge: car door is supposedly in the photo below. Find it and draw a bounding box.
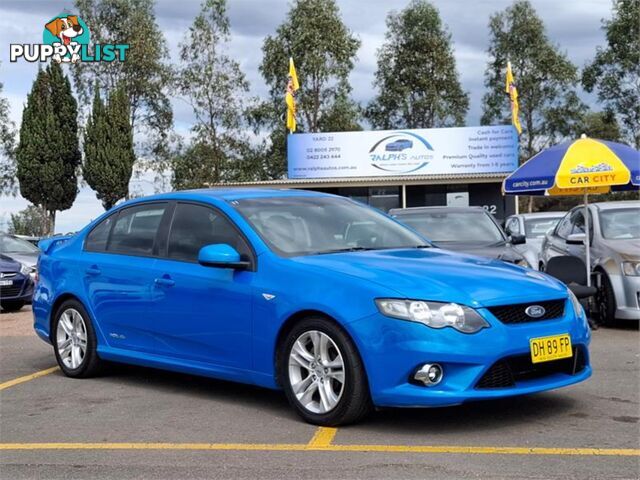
[82,202,169,353]
[150,202,255,369]
[545,211,574,261]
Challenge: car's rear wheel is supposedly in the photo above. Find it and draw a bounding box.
[595,272,616,326]
[280,317,371,426]
[0,300,25,313]
[53,300,104,377]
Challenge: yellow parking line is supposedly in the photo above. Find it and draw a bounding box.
[0,367,58,392]
[0,442,637,456]
[307,427,337,447]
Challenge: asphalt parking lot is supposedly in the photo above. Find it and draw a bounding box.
[0,307,638,480]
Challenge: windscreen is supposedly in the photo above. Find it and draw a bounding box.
[396,211,504,244]
[232,196,427,256]
[599,208,640,239]
[524,217,562,238]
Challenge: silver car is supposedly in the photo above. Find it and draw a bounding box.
[540,201,640,323]
[505,212,566,270]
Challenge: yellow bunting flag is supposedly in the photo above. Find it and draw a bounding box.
[505,61,522,135]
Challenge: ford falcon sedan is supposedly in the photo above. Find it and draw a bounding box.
[33,189,591,425]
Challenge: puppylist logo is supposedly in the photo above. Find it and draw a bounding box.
[368,131,435,173]
[10,12,129,64]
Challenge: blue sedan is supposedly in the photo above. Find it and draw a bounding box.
[33,189,591,425]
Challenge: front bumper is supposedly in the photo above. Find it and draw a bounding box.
[0,276,34,303]
[610,273,640,321]
[347,301,591,408]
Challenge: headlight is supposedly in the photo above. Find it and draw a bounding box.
[568,290,584,318]
[514,258,530,268]
[375,299,490,334]
[622,261,640,276]
[20,263,36,279]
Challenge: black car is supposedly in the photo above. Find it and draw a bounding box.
[0,254,34,312]
[390,206,530,267]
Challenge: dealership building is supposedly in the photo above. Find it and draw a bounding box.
[219,125,519,220]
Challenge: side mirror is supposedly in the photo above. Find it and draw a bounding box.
[198,244,250,270]
[510,234,526,245]
[566,233,586,245]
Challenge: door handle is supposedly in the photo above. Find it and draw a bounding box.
[154,276,175,287]
[85,266,101,276]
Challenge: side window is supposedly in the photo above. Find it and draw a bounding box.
[555,213,573,239]
[167,203,251,263]
[85,215,115,252]
[571,210,593,241]
[107,204,167,256]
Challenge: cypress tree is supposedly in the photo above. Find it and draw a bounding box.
[83,84,135,210]
[16,63,80,234]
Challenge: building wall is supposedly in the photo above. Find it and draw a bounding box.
[303,182,516,221]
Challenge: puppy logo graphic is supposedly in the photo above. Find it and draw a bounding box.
[44,14,88,63]
[9,12,128,63]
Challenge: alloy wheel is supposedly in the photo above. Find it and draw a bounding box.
[56,308,88,369]
[288,330,345,414]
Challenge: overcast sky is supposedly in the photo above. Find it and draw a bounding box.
[0,0,612,233]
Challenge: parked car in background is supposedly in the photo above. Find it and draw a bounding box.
[14,235,42,246]
[540,201,640,324]
[34,189,590,425]
[390,206,530,268]
[0,254,34,312]
[505,212,566,270]
[0,234,39,281]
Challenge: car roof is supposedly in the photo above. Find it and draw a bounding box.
[513,212,566,219]
[390,206,486,215]
[589,200,640,211]
[121,188,332,205]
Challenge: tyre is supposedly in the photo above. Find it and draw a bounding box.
[280,316,372,426]
[595,272,616,326]
[53,299,104,378]
[0,300,25,313]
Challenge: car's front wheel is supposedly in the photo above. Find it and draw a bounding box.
[53,300,104,377]
[280,317,371,426]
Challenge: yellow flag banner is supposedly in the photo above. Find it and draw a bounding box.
[505,61,522,135]
[286,57,300,133]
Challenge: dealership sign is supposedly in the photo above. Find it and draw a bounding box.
[287,125,519,179]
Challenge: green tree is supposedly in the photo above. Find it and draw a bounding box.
[16,64,80,234]
[256,0,361,179]
[83,85,136,210]
[583,0,640,148]
[0,62,16,195]
[576,111,621,141]
[73,0,173,165]
[172,0,250,188]
[8,204,49,237]
[366,0,469,129]
[261,0,360,133]
[481,0,585,160]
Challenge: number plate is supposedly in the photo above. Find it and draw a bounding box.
[0,280,13,286]
[530,334,572,364]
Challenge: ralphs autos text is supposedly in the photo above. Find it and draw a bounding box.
[9,13,129,64]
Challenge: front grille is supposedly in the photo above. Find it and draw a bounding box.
[0,284,24,298]
[476,346,586,389]
[488,299,565,324]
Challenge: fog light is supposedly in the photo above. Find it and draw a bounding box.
[414,363,443,386]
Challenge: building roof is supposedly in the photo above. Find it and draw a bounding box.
[208,172,509,188]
